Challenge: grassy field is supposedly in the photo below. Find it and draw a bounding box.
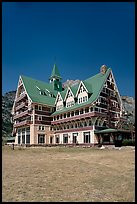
[2,145,135,202]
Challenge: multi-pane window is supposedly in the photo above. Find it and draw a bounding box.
[66,101,74,108]
[56,105,63,111]
[39,126,45,131]
[38,134,45,144]
[78,96,88,104]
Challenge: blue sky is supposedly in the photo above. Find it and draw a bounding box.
[2,2,135,97]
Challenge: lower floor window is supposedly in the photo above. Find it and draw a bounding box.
[38,134,45,144]
[55,135,59,143]
[63,134,68,143]
[26,135,30,144]
[22,134,25,144]
[50,137,53,144]
[18,136,21,144]
[83,132,90,143]
[73,133,78,143]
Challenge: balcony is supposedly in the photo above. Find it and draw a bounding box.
[51,111,107,125]
[13,110,29,120]
[13,120,32,128]
[15,92,27,103]
[35,110,51,116]
[35,120,51,125]
[15,102,28,111]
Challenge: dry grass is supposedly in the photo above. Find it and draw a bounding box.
[2,145,135,202]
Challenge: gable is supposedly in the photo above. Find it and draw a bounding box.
[21,75,57,106]
[76,81,89,97]
[55,92,63,105]
[64,87,74,101]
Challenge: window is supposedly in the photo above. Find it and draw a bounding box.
[63,134,68,143]
[66,101,74,108]
[71,111,74,116]
[56,105,63,111]
[75,110,79,115]
[55,135,59,143]
[80,109,83,114]
[38,105,42,111]
[22,128,25,144]
[26,127,30,144]
[38,134,45,144]
[39,126,45,131]
[73,133,78,143]
[83,132,90,143]
[18,129,21,144]
[85,107,89,113]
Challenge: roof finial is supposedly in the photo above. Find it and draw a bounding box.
[100,65,107,74]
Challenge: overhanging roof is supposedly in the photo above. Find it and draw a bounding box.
[94,128,131,134]
[95,128,117,134]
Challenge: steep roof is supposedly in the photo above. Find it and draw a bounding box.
[21,75,58,106]
[50,64,62,80]
[52,68,111,115]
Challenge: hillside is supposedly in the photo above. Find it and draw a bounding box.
[2,82,135,137]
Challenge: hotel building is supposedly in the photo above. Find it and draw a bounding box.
[11,64,128,145]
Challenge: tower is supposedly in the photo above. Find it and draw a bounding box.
[49,64,62,91]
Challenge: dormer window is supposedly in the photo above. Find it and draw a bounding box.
[65,87,75,108]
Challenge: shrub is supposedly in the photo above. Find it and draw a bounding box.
[122,139,135,146]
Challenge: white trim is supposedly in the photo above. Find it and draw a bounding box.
[64,87,75,101]
[110,70,123,111]
[75,81,89,97]
[55,92,63,105]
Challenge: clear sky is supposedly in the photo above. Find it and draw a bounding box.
[2,2,135,97]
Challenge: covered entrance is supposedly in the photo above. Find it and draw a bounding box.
[95,128,132,146]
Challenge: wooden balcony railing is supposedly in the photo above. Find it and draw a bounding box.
[15,102,28,111]
[35,110,51,116]
[51,111,107,125]
[13,110,29,120]
[15,92,27,102]
[35,120,51,125]
[13,120,32,128]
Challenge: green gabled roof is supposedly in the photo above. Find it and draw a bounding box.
[50,64,62,80]
[71,83,80,95]
[52,68,111,115]
[60,88,68,100]
[94,128,117,134]
[82,80,92,93]
[21,75,58,106]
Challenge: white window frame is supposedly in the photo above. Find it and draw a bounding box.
[38,105,42,111]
